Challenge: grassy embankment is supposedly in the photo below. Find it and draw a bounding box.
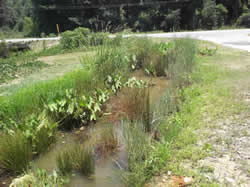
[144,41,249,186]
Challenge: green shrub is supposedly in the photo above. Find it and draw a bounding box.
[127,38,174,77]
[161,9,181,32]
[216,4,228,27]
[0,131,32,174]
[60,27,91,49]
[90,45,130,82]
[236,12,250,27]
[23,17,34,37]
[201,0,218,29]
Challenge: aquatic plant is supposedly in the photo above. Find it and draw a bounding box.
[56,149,73,176]
[56,144,95,176]
[95,125,119,156]
[0,131,32,174]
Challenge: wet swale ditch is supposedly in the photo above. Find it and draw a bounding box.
[0,37,197,186]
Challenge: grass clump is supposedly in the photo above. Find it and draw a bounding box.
[122,121,152,186]
[121,87,153,132]
[95,125,119,156]
[0,115,57,174]
[0,131,32,174]
[56,144,95,176]
[56,150,73,176]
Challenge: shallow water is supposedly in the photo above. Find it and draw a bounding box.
[33,76,169,186]
[34,124,126,187]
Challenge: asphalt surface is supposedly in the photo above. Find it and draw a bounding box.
[1,29,250,52]
[128,29,250,52]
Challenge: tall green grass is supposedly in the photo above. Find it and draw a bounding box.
[0,69,95,128]
[0,131,32,174]
[56,144,95,176]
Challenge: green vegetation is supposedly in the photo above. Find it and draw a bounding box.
[1,0,249,38]
[9,169,66,187]
[56,149,73,176]
[2,32,242,187]
[95,125,119,156]
[0,131,32,174]
[60,27,109,49]
[120,38,198,186]
[0,37,196,179]
[56,144,95,176]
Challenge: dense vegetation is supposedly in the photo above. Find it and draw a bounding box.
[0,0,250,37]
[0,28,206,185]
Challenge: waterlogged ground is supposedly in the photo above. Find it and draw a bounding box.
[0,51,87,96]
[148,44,250,186]
[30,74,169,187]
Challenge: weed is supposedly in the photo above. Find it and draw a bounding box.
[56,149,73,176]
[122,121,150,169]
[199,47,217,56]
[120,87,146,121]
[90,44,130,82]
[10,169,66,186]
[75,148,95,176]
[166,38,197,88]
[0,131,32,174]
[122,121,151,186]
[95,125,119,156]
[56,144,95,176]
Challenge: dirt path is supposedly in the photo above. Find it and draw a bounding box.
[0,52,89,96]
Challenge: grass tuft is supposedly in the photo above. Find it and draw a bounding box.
[0,131,32,174]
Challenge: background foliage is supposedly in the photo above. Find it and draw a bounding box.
[0,0,249,36]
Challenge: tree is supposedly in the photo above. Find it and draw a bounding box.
[201,0,217,29]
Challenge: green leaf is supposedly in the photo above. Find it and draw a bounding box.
[93,103,101,112]
[67,102,74,114]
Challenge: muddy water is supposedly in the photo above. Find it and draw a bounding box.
[33,75,168,187]
[34,123,126,187]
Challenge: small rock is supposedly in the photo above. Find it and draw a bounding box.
[80,127,85,131]
[184,177,193,184]
[167,171,172,176]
